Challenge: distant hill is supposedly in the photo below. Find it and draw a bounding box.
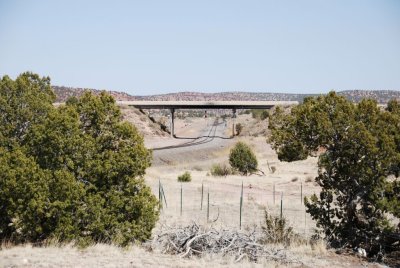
[135,91,316,102]
[53,86,400,104]
[337,90,400,103]
[53,86,138,102]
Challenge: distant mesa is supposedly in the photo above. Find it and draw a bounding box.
[52,86,400,104]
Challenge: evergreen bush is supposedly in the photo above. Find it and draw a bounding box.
[0,72,159,246]
[178,171,191,182]
[235,123,243,135]
[269,92,400,257]
[229,142,258,175]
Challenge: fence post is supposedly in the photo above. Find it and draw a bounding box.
[304,206,307,235]
[180,184,183,216]
[280,192,283,219]
[161,184,167,208]
[207,189,210,222]
[201,182,204,210]
[159,179,162,210]
[301,182,303,204]
[240,181,243,230]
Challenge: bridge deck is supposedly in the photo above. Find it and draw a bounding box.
[118,101,298,109]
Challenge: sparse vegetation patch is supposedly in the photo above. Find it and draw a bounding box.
[260,211,301,246]
[178,171,192,182]
[210,163,236,177]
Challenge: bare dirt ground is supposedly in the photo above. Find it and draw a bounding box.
[0,113,385,268]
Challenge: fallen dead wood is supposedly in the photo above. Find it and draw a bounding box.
[146,222,301,264]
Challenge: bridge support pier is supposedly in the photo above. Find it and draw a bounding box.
[232,108,236,137]
[170,108,175,138]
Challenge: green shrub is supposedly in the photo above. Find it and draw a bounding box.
[260,211,300,246]
[178,171,191,182]
[250,109,269,120]
[235,123,243,135]
[260,110,269,120]
[210,163,235,177]
[229,142,258,175]
[0,73,159,246]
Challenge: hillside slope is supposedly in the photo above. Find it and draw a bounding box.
[120,106,169,138]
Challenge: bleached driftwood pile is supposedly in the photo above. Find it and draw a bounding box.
[146,222,300,264]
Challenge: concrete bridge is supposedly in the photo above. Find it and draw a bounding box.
[119,101,297,137]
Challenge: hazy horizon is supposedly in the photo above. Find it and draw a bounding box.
[1,1,399,95]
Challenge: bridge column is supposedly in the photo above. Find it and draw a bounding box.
[232,108,236,137]
[170,108,175,138]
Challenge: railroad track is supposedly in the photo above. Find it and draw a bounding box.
[152,118,224,151]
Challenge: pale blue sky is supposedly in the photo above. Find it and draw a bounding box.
[0,0,399,95]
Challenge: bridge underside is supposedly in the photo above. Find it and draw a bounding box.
[119,101,297,138]
[119,100,296,110]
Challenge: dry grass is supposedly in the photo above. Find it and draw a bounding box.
[0,243,201,268]
[0,238,372,268]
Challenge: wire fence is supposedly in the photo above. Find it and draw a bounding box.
[155,179,400,254]
[156,180,315,237]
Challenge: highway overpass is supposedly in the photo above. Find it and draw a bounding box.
[117,100,297,110]
[119,101,297,137]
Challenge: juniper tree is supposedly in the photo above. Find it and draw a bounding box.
[0,73,158,246]
[229,142,258,175]
[269,92,400,256]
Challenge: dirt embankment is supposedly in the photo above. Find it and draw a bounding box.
[120,106,169,138]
